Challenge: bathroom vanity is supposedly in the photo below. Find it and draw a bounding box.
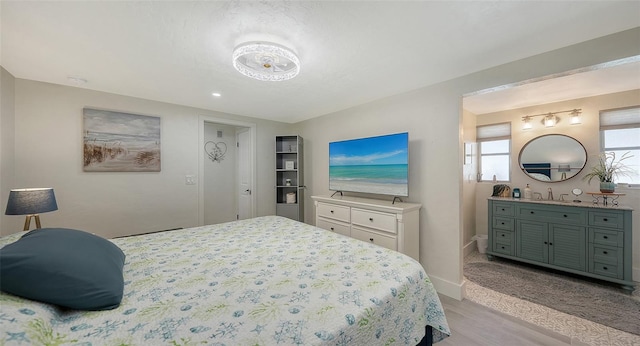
[487,197,634,292]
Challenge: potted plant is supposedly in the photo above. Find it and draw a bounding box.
[583,151,633,193]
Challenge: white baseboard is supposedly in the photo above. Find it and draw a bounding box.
[463,240,476,258]
[429,273,465,301]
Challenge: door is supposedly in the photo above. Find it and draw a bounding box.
[549,224,586,271]
[237,129,252,220]
[516,220,548,263]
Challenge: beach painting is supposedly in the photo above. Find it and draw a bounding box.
[83,108,161,172]
[329,132,408,196]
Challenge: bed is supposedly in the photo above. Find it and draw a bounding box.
[0,215,450,345]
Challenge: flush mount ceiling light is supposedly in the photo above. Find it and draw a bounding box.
[232,42,300,82]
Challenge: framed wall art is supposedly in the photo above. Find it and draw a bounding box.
[83,108,161,172]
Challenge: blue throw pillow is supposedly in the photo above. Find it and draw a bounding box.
[0,228,125,310]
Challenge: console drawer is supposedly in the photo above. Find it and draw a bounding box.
[494,230,512,244]
[493,202,515,217]
[493,217,514,231]
[590,244,622,266]
[589,228,623,247]
[517,205,585,224]
[351,208,396,233]
[351,227,397,251]
[317,202,350,223]
[591,262,622,279]
[316,218,350,237]
[589,210,624,230]
[493,242,513,256]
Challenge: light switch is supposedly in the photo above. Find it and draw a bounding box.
[185,175,196,185]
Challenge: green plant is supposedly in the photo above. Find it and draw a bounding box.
[582,151,633,184]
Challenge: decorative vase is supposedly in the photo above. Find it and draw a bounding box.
[599,181,615,193]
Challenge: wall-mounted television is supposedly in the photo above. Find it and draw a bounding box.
[329,132,408,197]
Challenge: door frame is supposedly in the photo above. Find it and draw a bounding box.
[198,116,257,226]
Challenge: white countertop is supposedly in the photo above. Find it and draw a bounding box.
[488,196,634,211]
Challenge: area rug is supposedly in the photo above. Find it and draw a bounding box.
[464,259,640,336]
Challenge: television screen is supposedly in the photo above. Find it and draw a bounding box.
[329,132,408,197]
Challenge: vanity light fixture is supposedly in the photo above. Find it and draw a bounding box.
[569,109,582,125]
[544,113,558,127]
[521,109,582,130]
[232,42,300,82]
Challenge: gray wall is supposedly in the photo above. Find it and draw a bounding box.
[1,67,16,233]
[2,79,291,238]
[294,28,640,298]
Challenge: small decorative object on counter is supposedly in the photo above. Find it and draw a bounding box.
[524,184,532,199]
[285,179,292,186]
[512,188,521,198]
[491,184,511,197]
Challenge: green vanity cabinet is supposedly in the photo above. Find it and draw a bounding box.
[487,198,634,292]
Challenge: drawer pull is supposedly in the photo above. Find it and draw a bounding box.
[501,234,505,237]
[530,211,534,214]
[501,222,505,225]
[501,208,505,211]
[369,238,374,242]
[501,246,505,249]
[603,218,608,222]
[603,236,609,239]
[603,251,608,255]
[603,266,608,271]
[563,214,568,218]
[369,218,374,222]
[544,241,548,244]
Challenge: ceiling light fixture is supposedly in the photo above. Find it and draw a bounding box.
[212,92,221,97]
[521,109,582,130]
[232,42,300,82]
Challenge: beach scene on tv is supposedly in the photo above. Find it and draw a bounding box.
[329,132,408,197]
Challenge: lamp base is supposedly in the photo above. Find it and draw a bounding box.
[23,214,41,231]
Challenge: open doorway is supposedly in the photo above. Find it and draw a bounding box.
[199,116,257,226]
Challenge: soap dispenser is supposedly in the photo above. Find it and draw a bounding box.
[524,184,532,199]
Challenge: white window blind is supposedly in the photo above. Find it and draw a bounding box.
[476,122,511,142]
[600,107,640,130]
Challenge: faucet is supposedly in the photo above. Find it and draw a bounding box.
[547,187,554,201]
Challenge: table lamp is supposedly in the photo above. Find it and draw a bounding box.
[5,188,58,231]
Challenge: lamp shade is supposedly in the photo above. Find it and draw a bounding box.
[5,188,58,215]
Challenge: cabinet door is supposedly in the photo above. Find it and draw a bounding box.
[549,224,586,271]
[516,220,548,263]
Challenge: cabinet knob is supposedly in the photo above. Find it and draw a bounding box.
[369,218,374,222]
[501,234,505,237]
[330,210,334,213]
[330,227,334,231]
[369,238,374,242]
[603,266,608,271]
[603,251,608,255]
[501,222,505,225]
[544,241,548,245]
[501,208,505,211]
[530,211,534,214]
[603,236,609,239]
[501,246,505,249]
[549,243,553,246]
[563,215,568,218]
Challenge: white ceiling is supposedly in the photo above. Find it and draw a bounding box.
[2,1,639,123]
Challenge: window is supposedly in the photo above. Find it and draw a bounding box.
[600,107,640,186]
[477,123,511,182]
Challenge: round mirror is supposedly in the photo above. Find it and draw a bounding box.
[519,134,587,182]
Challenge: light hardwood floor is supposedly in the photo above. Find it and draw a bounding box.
[438,294,581,346]
[448,251,640,346]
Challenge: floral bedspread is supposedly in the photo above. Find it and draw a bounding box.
[0,215,450,345]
